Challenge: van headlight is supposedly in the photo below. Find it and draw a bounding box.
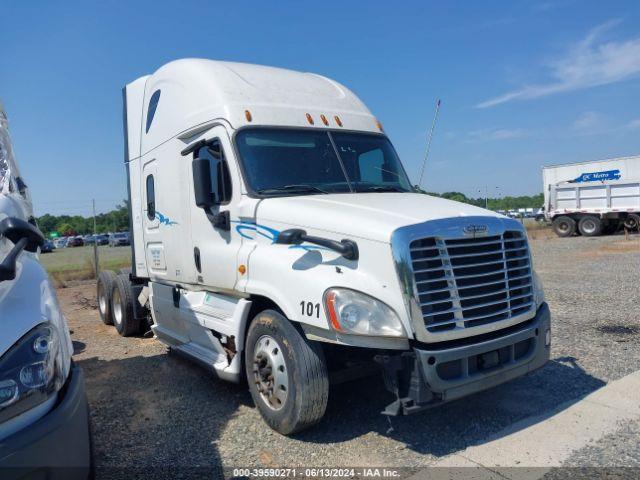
[324,288,406,337]
[0,323,67,424]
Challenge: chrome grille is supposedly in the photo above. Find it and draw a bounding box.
[409,231,534,333]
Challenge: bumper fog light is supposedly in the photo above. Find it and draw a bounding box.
[545,328,551,347]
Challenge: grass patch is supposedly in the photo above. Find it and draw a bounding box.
[42,246,131,287]
[525,221,554,240]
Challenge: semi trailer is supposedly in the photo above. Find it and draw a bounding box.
[543,155,640,237]
[98,59,551,434]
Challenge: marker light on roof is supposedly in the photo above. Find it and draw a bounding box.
[320,114,329,126]
[334,116,343,127]
[376,120,384,132]
[305,113,314,125]
[245,110,252,122]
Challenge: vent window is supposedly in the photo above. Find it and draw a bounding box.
[145,90,161,133]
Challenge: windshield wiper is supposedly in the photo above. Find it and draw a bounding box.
[257,184,329,195]
[357,185,406,193]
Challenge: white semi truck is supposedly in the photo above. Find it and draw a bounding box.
[543,155,640,237]
[98,59,551,434]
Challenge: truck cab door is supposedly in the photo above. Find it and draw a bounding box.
[188,129,241,291]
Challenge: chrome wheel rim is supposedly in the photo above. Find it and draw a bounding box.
[113,288,123,326]
[582,220,596,234]
[558,222,570,233]
[252,335,288,411]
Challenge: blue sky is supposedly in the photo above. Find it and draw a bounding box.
[2,0,639,216]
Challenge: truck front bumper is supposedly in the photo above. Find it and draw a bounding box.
[377,303,551,416]
[0,365,92,479]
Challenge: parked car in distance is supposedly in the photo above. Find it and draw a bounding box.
[83,234,96,245]
[53,237,68,248]
[95,234,109,246]
[40,239,55,253]
[68,236,84,247]
[109,231,130,247]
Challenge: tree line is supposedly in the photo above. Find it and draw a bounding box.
[37,201,130,237]
[424,191,544,211]
[36,192,544,237]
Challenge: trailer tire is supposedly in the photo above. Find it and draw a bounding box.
[110,273,141,337]
[245,310,329,435]
[97,270,117,325]
[623,214,640,232]
[552,216,576,237]
[578,216,603,237]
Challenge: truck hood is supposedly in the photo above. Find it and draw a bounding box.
[255,192,503,243]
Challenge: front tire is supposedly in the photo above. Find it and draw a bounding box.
[245,310,329,435]
[110,274,141,337]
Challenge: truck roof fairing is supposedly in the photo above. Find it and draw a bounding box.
[126,59,381,158]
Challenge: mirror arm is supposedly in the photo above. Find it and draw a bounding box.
[204,209,230,231]
[277,229,358,261]
[0,237,29,282]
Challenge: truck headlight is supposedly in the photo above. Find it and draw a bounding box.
[0,323,67,424]
[532,271,545,308]
[324,288,406,337]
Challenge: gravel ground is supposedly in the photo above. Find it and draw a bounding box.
[58,232,640,477]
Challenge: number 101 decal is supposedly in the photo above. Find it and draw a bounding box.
[300,301,320,318]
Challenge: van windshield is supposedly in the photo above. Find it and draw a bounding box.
[235,129,413,196]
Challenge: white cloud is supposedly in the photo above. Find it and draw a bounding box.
[476,20,640,108]
[571,111,606,133]
[627,118,640,130]
[467,128,530,142]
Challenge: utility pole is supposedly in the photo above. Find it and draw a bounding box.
[92,199,99,279]
[417,99,441,189]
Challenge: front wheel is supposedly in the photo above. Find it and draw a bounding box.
[245,310,329,435]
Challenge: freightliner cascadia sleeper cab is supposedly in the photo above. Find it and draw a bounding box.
[97,60,551,435]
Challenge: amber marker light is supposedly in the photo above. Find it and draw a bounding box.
[325,291,342,332]
[305,113,314,125]
[320,114,329,126]
[334,115,343,127]
[376,120,384,132]
[245,110,252,122]
[238,264,247,275]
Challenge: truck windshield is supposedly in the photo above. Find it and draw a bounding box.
[235,128,413,196]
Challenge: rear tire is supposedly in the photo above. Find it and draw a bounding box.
[110,273,141,337]
[245,310,329,435]
[552,216,576,237]
[623,214,640,232]
[97,270,117,325]
[578,216,603,237]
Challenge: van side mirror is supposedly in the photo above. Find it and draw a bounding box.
[0,217,44,252]
[192,157,214,208]
[0,217,45,282]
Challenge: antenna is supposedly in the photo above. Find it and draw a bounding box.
[417,99,441,189]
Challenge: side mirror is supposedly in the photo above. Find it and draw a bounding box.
[0,217,44,252]
[192,157,214,208]
[0,217,45,282]
[276,228,306,245]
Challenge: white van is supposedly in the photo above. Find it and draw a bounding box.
[0,101,92,477]
[98,60,551,435]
